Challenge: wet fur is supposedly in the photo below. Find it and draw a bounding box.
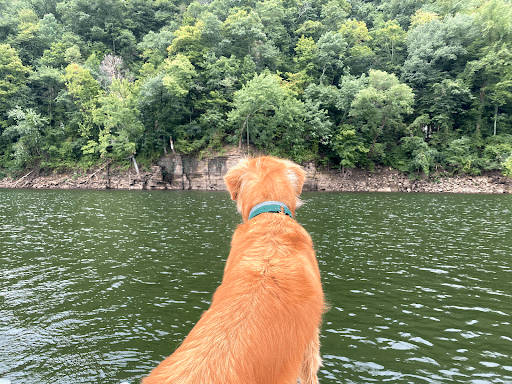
[143,156,324,384]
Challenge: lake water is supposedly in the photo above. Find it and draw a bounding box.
[1,189,511,384]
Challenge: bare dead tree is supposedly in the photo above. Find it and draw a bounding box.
[99,54,125,88]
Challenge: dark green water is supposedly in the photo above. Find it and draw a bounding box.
[1,189,511,384]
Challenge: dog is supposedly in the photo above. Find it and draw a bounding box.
[143,156,325,384]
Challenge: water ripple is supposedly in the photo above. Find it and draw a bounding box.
[302,192,512,383]
[1,190,512,383]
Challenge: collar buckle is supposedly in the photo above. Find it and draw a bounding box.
[248,201,293,220]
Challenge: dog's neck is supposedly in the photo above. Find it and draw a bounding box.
[248,201,293,220]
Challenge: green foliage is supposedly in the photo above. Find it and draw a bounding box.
[443,136,482,174]
[400,136,438,176]
[163,53,197,98]
[350,70,414,127]
[503,152,512,177]
[316,31,347,84]
[482,134,512,170]
[3,106,47,169]
[88,79,144,161]
[294,36,318,77]
[138,30,175,66]
[349,70,414,158]
[402,14,479,87]
[429,79,473,133]
[332,124,369,169]
[0,44,30,118]
[371,19,406,73]
[228,72,331,162]
[63,63,100,137]
[321,0,350,32]
[228,73,287,146]
[0,0,511,177]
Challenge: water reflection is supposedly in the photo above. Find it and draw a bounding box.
[1,190,511,383]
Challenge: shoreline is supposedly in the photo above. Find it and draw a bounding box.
[0,151,510,194]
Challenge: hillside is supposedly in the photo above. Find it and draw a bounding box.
[0,0,511,179]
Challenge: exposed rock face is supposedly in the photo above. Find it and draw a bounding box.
[0,151,510,194]
[157,154,241,190]
[302,164,511,194]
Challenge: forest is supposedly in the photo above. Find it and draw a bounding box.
[0,0,512,178]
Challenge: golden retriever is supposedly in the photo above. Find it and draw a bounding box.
[143,156,325,384]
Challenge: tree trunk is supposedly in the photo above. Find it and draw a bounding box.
[476,86,486,135]
[239,108,263,148]
[494,104,498,136]
[239,117,249,148]
[131,155,140,176]
[106,161,111,189]
[367,116,386,158]
[14,170,34,188]
[170,136,176,154]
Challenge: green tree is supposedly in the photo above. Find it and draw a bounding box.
[63,63,101,137]
[409,9,439,29]
[228,73,287,148]
[2,106,48,169]
[332,124,369,171]
[316,31,347,84]
[320,0,350,31]
[482,134,512,170]
[400,136,438,177]
[56,0,125,51]
[29,65,65,122]
[255,0,294,56]
[350,70,414,158]
[198,11,223,50]
[443,136,482,174]
[338,19,373,75]
[294,35,318,78]
[84,79,143,171]
[336,73,368,121]
[222,10,266,59]
[371,19,406,74]
[11,8,45,65]
[295,20,324,41]
[162,53,198,98]
[38,13,62,46]
[303,83,340,126]
[503,152,512,177]
[40,41,70,67]
[460,0,512,136]
[137,73,184,157]
[428,79,474,135]
[0,44,30,120]
[168,20,206,65]
[402,14,479,87]
[276,97,332,161]
[203,54,240,98]
[464,45,512,136]
[138,30,175,68]
[228,72,332,160]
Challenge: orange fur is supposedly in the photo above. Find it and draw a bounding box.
[143,156,324,384]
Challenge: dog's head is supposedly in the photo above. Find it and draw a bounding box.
[224,156,306,222]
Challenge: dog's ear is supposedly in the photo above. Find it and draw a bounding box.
[287,162,306,197]
[224,160,248,201]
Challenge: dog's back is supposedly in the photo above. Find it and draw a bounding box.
[143,157,324,384]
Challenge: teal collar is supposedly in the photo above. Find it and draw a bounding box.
[248,201,293,220]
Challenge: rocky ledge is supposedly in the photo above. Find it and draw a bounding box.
[304,164,511,194]
[0,150,510,194]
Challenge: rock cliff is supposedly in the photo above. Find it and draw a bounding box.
[0,149,510,194]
